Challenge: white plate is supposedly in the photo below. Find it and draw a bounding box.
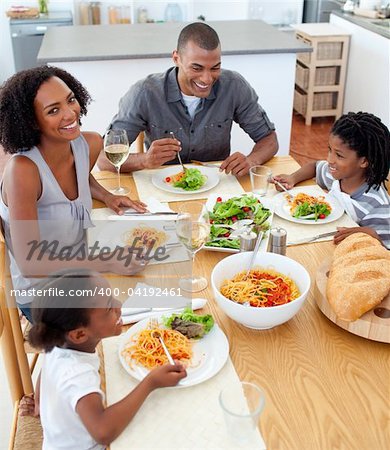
[151,164,220,194]
[204,193,274,254]
[273,187,344,224]
[118,314,229,388]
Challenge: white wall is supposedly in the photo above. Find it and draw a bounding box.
[330,14,390,129]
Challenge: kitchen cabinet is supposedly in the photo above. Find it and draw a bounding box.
[292,23,350,125]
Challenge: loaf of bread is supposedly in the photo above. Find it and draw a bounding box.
[326,233,390,321]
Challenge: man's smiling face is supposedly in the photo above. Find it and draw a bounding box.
[173,40,221,98]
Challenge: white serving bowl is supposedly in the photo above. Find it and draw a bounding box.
[211,252,311,330]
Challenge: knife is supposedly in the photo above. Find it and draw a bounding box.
[121,298,207,317]
[123,211,178,216]
[289,230,337,245]
[191,160,221,168]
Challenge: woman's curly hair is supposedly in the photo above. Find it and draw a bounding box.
[0,66,91,154]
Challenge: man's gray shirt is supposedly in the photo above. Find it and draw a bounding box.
[109,67,275,163]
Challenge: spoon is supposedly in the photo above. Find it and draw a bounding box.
[169,131,186,173]
[244,231,264,280]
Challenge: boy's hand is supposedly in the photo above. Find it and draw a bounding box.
[147,362,187,389]
[272,174,295,191]
[19,394,40,417]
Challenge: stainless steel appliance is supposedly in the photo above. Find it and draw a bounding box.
[303,0,345,22]
[10,11,73,72]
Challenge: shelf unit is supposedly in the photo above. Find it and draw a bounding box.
[292,23,350,126]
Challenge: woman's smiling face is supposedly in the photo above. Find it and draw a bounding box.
[33,76,81,144]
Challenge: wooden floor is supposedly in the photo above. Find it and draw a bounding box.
[0,113,332,175]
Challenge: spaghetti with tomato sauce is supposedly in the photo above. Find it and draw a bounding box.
[220,268,300,307]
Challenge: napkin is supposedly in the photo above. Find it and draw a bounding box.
[121,297,208,325]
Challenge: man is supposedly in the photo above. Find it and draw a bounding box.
[98,22,278,177]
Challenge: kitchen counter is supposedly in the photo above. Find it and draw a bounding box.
[331,10,389,39]
[38,20,310,63]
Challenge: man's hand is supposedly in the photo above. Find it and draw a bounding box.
[219,152,250,177]
[144,138,181,169]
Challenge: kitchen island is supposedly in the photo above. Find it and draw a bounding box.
[38,20,310,154]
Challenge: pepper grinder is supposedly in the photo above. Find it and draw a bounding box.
[269,227,287,255]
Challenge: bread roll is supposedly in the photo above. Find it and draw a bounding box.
[327,233,390,321]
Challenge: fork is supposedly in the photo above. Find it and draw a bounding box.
[269,176,292,199]
[149,317,175,365]
[169,132,186,173]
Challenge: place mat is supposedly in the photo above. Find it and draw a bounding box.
[102,335,266,450]
[267,185,358,245]
[133,166,244,203]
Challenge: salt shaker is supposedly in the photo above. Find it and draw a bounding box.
[239,229,257,252]
[269,227,287,255]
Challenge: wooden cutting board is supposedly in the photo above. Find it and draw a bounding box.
[315,259,390,343]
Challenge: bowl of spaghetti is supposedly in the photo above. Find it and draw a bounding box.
[211,252,310,329]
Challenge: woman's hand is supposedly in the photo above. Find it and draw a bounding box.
[272,174,296,191]
[334,227,381,245]
[104,193,147,215]
[146,363,187,389]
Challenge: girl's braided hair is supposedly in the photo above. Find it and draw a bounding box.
[331,112,390,191]
[0,66,91,154]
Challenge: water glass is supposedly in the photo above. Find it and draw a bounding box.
[249,165,272,196]
[219,382,265,444]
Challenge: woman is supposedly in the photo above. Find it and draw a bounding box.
[0,66,147,321]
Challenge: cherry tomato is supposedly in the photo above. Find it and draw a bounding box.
[242,207,251,212]
[210,219,214,224]
[165,177,171,183]
[231,216,238,222]
[216,197,222,202]
[319,213,326,219]
[223,232,230,237]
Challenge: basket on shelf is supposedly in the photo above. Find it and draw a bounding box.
[296,34,344,63]
[294,88,337,116]
[295,63,338,89]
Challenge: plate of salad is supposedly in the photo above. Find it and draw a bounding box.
[274,187,344,224]
[204,193,274,253]
[152,164,219,194]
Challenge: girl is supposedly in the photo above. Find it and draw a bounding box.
[0,67,147,321]
[27,269,186,449]
[273,112,390,248]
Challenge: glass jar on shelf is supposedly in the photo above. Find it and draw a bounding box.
[120,5,131,24]
[164,3,183,22]
[108,5,119,24]
[90,2,101,25]
[137,6,148,23]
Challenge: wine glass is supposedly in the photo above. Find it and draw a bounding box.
[175,202,210,292]
[104,129,130,195]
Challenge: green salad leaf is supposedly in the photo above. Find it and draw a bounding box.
[292,202,331,221]
[206,195,271,249]
[173,168,207,191]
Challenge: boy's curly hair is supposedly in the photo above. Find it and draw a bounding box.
[0,66,91,154]
[331,112,390,191]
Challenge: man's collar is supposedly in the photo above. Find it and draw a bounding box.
[166,67,218,103]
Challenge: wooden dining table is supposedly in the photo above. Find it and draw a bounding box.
[93,156,389,450]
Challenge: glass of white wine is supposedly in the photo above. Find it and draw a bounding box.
[175,202,210,292]
[104,129,130,195]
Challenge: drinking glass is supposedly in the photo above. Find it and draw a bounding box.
[219,382,265,444]
[104,129,130,195]
[249,165,272,196]
[175,202,210,292]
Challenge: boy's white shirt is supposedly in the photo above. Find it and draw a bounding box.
[40,346,105,450]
